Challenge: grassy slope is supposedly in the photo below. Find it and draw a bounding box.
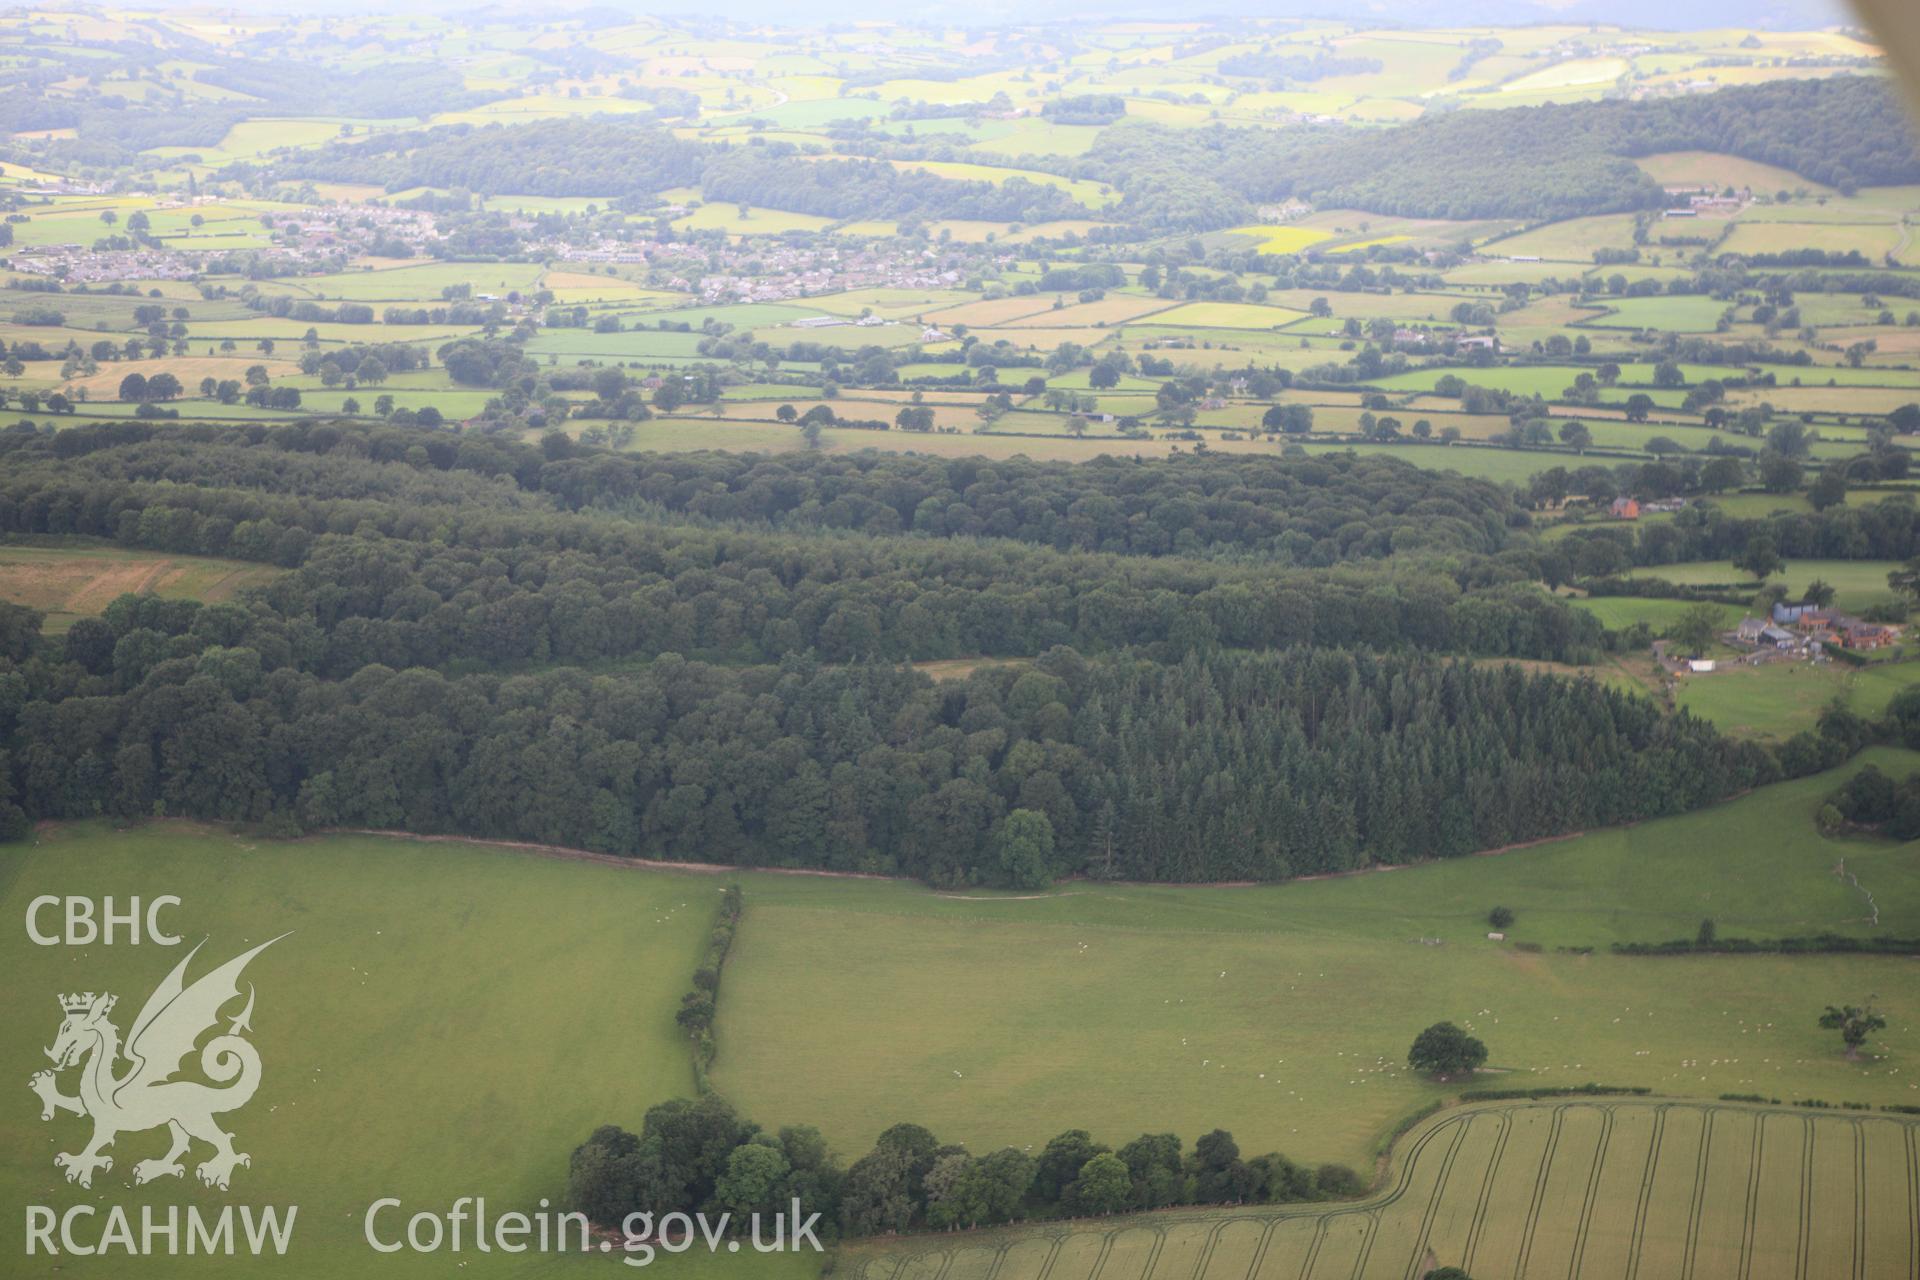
[713,750,1920,1171]
[0,823,809,1278]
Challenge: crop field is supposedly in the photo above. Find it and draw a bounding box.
[0,541,282,631]
[998,296,1178,327]
[1324,234,1411,254]
[1225,224,1335,254]
[1148,302,1310,330]
[843,1100,1920,1280]
[923,295,1072,326]
[0,823,800,1279]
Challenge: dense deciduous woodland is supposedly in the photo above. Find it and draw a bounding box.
[1079,78,1920,226]
[0,420,1787,881]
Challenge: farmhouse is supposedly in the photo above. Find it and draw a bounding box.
[1610,497,1640,519]
[1772,601,1902,650]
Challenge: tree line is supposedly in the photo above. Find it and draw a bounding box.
[565,1095,1365,1245]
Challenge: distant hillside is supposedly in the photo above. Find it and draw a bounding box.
[1082,76,1920,229]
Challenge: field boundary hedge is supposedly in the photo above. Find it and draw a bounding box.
[678,883,744,1093]
[1611,932,1920,956]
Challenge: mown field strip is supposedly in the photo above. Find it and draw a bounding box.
[845,1102,1920,1280]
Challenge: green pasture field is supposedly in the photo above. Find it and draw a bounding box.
[0,541,281,632]
[252,262,545,303]
[965,120,1104,158]
[625,303,821,330]
[1675,657,1920,740]
[1481,213,1641,261]
[0,823,803,1279]
[713,748,1920,1170]
[1576,295,1735,332]
[522,328,712,359]
[1638,559,1908,614]
[1568,595,1742,633]
[180,318,476,346]
[1728,222,1904,264]
[842,1099,1920,1280]
[1633,150,1832,194]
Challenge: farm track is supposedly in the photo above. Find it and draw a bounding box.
[844,1100,1920,1280]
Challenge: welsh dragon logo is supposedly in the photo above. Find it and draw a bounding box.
[29,936,286,1191]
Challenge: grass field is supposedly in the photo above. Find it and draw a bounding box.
[1640,559,1906,614]
[1568,595,1741,632]
[1633,151,1830,194]
[713,749,1920,1171]
[0,542,282,632]
[842,1099,1920,1280]
[1674,660,1861,740]
[0,823,804,1278]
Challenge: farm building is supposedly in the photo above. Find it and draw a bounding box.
[1610,497,1640,519]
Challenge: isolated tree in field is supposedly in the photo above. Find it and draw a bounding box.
[1624,393,1654,423]
[117,371,148,402]
[1820,1004,1886,1059]
[1075,1153,1131,1215]
[1487,906,1513,929]
[1557,421,1591,451]
[1696,918,1717,946]
[1668,603,1724,657]
[1734,536,1783,582]
[1407,1022,1486,1079]
[775,403,797,422]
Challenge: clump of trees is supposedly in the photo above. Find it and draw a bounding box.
[1817,764,1920,839]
